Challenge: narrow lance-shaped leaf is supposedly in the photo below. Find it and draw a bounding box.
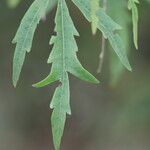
[90,0,99,34]
[12,0,50,87]
[108,0,131,85]
[33,0,99,149]
[128,0,139,49]
[72,0,132,71]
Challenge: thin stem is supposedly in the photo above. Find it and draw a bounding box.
[97,0,107,73]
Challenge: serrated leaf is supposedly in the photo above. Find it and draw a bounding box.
[12,0,50,87]
[72,0,132,71]
[128,0,139,49]
[33,0,99,149]
[90,0,99,34]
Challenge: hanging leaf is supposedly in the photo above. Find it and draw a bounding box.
[12,0,50,87]
[33,0,99,149]
[72,0,132,71]
[90,0,99,34]
[128,0,139,49]
[108,0,131,85]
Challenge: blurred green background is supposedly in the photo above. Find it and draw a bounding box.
[0,0,150,150]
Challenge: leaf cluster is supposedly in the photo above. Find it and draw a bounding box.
[12,0,141,149]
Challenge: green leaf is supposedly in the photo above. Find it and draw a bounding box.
[128,0,139,49]
[90,0,99,34]
[72,0,132,71]
[33,0,99,149]
[108,0,131,85]
[12,0,50,87]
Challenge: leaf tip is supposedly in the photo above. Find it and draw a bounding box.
[135,43,138,50]
[32,84,37,88]
[127,65,132,72]
[12,71,19,87]
[89,77,100,84]
[91,27,97,35]
[12,79,17,88]
[32,83,41,88]
[94,78,100,84]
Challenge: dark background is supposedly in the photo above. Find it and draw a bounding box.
[0,0,150,150]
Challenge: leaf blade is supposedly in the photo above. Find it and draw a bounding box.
[12,0,49,86]
[72,0,132,71]
[128,0,139,49]
[90,0,99,34]
[34,0,99,149]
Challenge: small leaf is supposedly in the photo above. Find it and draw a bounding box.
[72,0,132,71]
[12,0,50,87]
[128,0,139,49]
[90,0,99,34]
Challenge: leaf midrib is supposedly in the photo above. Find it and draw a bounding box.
[55,0,67,135]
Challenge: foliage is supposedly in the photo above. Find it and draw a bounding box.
[90,0,99,34]
[34,1,99,149]
[12,0,142,149]
[108,0,131,85]
[12,0,50,86]
[128,0,139,49]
